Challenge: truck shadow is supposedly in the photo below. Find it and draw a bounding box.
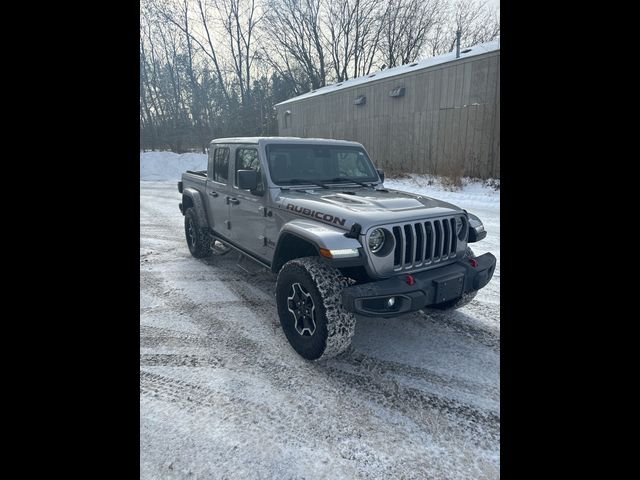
[204,249,499,349]
[201,251,499,385]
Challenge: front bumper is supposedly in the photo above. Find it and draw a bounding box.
[341,253,496,317]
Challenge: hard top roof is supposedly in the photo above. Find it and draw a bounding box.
[210,136,364,147]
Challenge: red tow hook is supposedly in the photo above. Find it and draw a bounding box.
[406,274,416,285]
[469,258,478,268]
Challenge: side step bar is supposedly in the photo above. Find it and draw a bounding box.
[207,232,271,271]
[236,254,265,275]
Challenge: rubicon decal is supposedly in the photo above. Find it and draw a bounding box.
[286,204,346,226]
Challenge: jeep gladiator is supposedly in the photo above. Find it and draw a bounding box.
[179,137,496,360]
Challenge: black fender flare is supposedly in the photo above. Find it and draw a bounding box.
[465,211,487,242]
[182,188,209,228]
[271,220,364,273]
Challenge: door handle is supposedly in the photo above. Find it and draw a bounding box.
[209,191,219,197]
[226,196,240,205]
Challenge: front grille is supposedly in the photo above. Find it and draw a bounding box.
[391,217,459,271]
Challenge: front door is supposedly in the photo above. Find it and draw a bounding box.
[205,145,231,234]
[228,145,269,259]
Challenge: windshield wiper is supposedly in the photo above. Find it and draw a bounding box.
[280,179,330,189]
[323,177,376,188]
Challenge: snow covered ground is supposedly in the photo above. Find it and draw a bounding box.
[140,152,500,479]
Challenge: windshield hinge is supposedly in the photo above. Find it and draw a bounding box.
[344,223,362,239]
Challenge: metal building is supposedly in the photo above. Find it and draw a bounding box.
[275,39,500,179]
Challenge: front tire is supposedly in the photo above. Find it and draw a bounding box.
[276,257,356,360]
[184,208,211,258]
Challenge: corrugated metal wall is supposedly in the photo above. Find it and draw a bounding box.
[276,50,500,179]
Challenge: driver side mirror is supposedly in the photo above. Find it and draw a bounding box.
[237,169,261,193]
[376,168,385,182]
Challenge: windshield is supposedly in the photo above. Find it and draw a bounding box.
[266,144,379,186]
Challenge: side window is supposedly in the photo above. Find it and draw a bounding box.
[207,148,214,178]
[235,147,263,191]
[213,147,229,184]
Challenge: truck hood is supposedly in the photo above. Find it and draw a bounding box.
[275,187,463,231]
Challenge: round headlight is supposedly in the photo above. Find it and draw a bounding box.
[368,228,385,253]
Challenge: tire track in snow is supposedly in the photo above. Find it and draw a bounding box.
[140,363,497,476]
[140,181,500,479]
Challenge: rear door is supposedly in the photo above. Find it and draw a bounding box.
[228,145,269,258]
[205,145,231,234]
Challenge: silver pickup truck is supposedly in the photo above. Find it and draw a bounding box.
[179,137,496,360]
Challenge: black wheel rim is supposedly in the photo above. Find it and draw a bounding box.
[287,283,316,336]
[187,218,196,248]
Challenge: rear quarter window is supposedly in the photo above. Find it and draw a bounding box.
[213,147,230,183]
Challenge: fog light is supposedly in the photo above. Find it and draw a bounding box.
[387,297,396,308]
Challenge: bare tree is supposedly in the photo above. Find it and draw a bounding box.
[214,0,261,104]
[441,0,500,54]
[323,0,385,81]
[352,0,386,77]
[177,0,210,151]
[151,0,232,106]
[141,1,192,150]
[379,0,447,68]
[261,0,327,90]
[256,46,310,96]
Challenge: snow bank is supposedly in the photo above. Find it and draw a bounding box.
[139,151,501,209]
[385,174,500,210]
[140,151,207,181]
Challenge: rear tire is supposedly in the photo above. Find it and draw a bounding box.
[276,257,356,360]
[184,208,211,258]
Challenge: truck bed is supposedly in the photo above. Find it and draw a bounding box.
[180,170,207,192]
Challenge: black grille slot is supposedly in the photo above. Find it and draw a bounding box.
[403,225,413,264]
[434,220,442,260]
[442,219,450,258]
[424,222,433,261]
[450,218,457,254]
[392,226,403,265]
[414,223,424,262]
